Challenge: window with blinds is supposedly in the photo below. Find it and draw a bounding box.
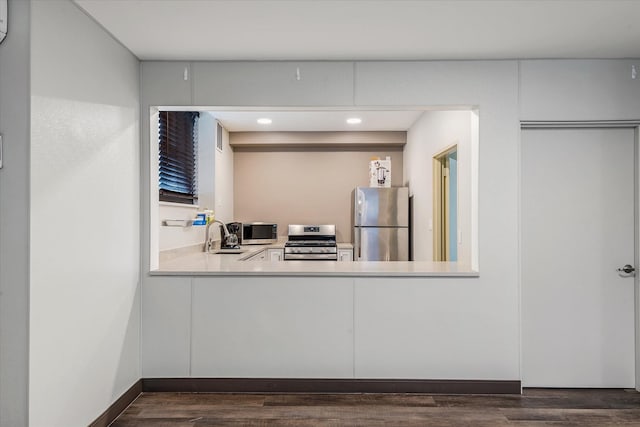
[158,111,199,205]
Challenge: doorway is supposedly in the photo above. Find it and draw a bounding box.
[433,145,458,261]
[521,127,637,387]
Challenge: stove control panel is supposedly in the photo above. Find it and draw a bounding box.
[284,246,338,254]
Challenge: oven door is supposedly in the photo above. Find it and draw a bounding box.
[284,253,338,261]
[242,223,277,244]
[284,245,337,260]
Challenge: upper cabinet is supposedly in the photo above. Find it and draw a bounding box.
[141,61,193,106]
[192,62,355,106]
[520,60,640,121]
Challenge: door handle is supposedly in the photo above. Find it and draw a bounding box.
[617,264,636,275]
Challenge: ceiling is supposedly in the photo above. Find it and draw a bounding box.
[73,0,640,131]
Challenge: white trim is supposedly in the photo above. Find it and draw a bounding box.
[519,122,640,391]
[521,120,640,129]
[159,201,200,209]
[635,125,640,392]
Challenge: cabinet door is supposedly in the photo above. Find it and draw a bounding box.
[267,249,283,261]
[338,249,353,262]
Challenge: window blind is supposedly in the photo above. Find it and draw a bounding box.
[159,111,199,204]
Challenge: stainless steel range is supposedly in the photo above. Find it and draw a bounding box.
[284,224,338,261]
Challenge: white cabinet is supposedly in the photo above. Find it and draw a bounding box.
[267,248,284,262]
[338,248,353,262]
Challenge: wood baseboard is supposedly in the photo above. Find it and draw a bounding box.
[142,378,521,394]
[91,377,520,425]
[89,379,142,427]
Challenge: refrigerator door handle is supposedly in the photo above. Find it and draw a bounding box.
[355,188,364,226]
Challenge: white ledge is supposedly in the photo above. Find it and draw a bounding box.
[150,251,478,278]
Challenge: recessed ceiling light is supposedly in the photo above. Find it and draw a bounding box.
[257,118,272,125]
[346,118,362,124]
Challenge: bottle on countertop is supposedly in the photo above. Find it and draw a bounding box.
[204,209,215,224]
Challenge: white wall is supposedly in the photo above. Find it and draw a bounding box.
[0,1,30,425]
[158,202,203,251]
[404,110,474,264]
[142,60,521,383]
[519,60,640,121]
[214,121,234,233]
[29,1,140,426]
[191,277,354,377]
[141,59,639,388]
[233,139,402,243]
[198,114,216,213]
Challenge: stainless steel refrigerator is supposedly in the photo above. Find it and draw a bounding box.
[353,186,409,261]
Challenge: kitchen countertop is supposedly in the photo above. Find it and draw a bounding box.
[153,242,478,277]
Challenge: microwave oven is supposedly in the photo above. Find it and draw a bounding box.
[226,222,278,245]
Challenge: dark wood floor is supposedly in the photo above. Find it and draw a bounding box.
[112,388,640,426]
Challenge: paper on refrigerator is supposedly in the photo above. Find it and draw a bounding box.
[369,157,391,187]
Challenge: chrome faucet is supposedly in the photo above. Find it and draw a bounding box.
[204,219,238,252]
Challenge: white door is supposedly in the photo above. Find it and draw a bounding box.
[521,127,636,387]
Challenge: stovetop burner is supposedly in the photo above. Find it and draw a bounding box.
[285,240,337,247]
[284,224,338,260]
